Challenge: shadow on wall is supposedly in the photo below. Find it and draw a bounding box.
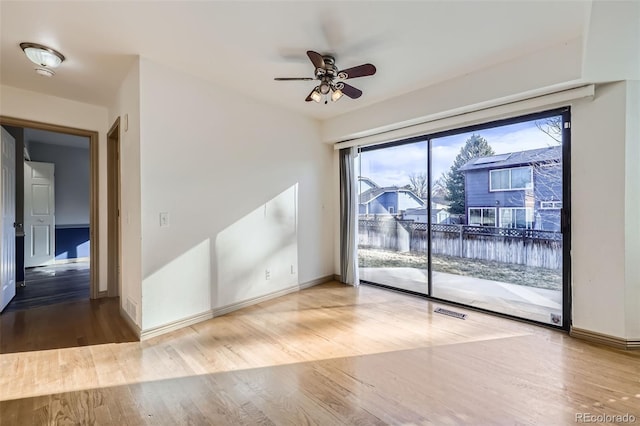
[140,184,299,331]
[215,184,299,309]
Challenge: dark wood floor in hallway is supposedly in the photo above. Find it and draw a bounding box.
[2,262,90,313]
[0,297,137,354]
[1,282,639,425]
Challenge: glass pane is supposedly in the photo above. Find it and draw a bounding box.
[511,167,532,189]
[483,208,496,226]
[491,170,509,190]
[500,209,512,227]
[469,209,482,225]
[515,209,527,228]
[358,140,428,295]
[431,116,564,326]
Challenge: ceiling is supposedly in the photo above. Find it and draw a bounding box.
[0,1,590,120]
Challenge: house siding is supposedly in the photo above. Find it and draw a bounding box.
[360,189,424,215]
[464,161,562,231]
[465,169,527,208]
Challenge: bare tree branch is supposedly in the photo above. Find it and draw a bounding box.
[408,172,428,199]
[535,117,562,144]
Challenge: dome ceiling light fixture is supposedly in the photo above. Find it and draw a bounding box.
[19,42,65,77]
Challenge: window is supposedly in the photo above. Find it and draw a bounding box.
[388,206,395,214]
[540,201,562,209]
[500,207,534,229]
[490,166,533,191]
[468,207,496,226]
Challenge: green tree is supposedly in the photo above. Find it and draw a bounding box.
[445,134,495,216]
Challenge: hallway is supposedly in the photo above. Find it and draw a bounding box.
[2,262,90,313]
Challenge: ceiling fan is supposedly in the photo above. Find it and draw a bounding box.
[274,50,376,103]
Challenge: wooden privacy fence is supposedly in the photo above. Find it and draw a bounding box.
[358,219,563,270]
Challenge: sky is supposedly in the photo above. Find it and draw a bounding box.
[358,116,562,188]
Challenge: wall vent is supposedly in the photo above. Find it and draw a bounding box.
[127,298,137,321]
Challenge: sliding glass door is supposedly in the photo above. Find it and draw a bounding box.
[356,109,570,328]
[358,140,429,295]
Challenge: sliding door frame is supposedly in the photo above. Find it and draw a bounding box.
[358,107,572,330]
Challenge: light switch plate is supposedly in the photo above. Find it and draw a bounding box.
[159,212,169,227]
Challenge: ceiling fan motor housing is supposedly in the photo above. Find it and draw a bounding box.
[316,55,338,79]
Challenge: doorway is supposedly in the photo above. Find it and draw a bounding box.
[107,118,121,298]
[0,116,99,310]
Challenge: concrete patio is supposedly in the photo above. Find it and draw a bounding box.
[359,267,563,325]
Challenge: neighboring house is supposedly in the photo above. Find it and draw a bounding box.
[402,200,452,224]
[358,177,379,194]
[459,146,562,231]
[359,180,425,216]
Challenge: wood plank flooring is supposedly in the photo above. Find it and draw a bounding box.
[1,282,639,425]
[3,262,90,313]
[0,297,137,354]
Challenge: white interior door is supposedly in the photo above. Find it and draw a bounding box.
[24,161,55,267]
[1,127,16,312]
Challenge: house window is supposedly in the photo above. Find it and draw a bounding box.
[499,207,534,229]
[540,201,562,209]
[489,166,533,191]
[388,206,394,214]
[468,207,496,226]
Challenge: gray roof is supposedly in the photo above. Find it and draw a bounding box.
[359,187,387,204]
[459,146,561,171]
[358,177,379,189]
[359,187,425,206]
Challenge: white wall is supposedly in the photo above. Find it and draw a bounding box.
[571,82,628,337]
[138,58,333,331]
[582,1,640,82]
[322,38,583,143]
[0,85,110,292]
[29,142,90,226]
[108,60,142,326]
[624,80,640,339]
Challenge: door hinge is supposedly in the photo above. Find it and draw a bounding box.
[564,122,571,129]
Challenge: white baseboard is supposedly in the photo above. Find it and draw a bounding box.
[119,305,141,340]
[141,310,213,341]
[570,327,640,350]
[139,275,335,341]
[213,275,334,317]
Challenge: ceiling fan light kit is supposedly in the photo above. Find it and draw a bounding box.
[275,50,376,104]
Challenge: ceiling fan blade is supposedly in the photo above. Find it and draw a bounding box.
[338,63,376,79]
[274,77,314,81]
[307,50,325,69]
[340,83,362,99]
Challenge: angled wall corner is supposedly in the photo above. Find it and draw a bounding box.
[581,0,640,82]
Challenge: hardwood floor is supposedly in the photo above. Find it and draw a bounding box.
[1,282,639,425]
[3,262,90,313]
[0,297,137,354]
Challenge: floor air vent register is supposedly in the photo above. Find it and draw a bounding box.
[434,307,467,320]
